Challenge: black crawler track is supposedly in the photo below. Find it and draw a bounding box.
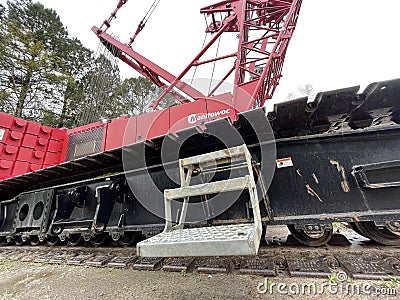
[1,231,400,281]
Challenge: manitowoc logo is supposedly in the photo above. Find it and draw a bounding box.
[187,109,231,124]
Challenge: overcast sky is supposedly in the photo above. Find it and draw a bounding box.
[2,0,400,109]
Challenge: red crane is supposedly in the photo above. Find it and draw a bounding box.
[92,0,302,118]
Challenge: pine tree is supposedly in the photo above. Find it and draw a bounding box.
[0,1,69,120]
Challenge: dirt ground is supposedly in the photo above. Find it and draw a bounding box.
[0,225,398,300]
[0,258,397,300]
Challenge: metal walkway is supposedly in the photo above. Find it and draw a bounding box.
[137,144,262,257]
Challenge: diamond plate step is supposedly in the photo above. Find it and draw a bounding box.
[180,145,249,167]
[164,176,250,200]
[137,144,262,258]
[137,224,258,257]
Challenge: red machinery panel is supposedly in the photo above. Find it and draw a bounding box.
[17,150,45,165]
[104,116,137,151]
[0,113,27,133]
[32,151,45,165]
[205,98,238,123]
[169,100,208,135]
[16,147,33,162]
[44,152,62,165]
[0,159,13,178]
[0,129,23,147]
[38,126,52,139]
[0,112,14,129]
[10,118,27,133]
[47,139,63,153]
[50,128,67,141]
[0,144,18,161]
[36,138,49,152]
[21,134,38,148]
[136,109,170,141]
[12,161,30,176]
[16,148,45,165]
[68,121,105,135]
[25,121,41,135]
[30,164,42,172]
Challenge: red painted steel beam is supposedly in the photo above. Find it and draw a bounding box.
[94,0,302,112]
[149,13,238,110]
[92,27,206,102]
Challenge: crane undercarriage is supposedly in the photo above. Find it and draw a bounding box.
[1,78,400,252]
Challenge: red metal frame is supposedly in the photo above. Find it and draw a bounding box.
[93,0,302,113]
[0,1,303,181]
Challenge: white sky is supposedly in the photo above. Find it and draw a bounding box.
[2,0,400,109]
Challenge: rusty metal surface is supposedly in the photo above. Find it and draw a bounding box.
[133,257,164,271]
[286,253,332,278]
[48,251,77,264]
[34,251,60,263]
[337,254,400,280]
[238,256,277,276]
[108,255,137,268]
[162,257,196,272]
[85,254,115,267]
[67,253,96,265]
[197,257,231,274]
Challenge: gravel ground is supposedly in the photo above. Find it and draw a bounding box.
[0,224,398,300]
[0,259,397,300]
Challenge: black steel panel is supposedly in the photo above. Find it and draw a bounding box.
[269,127,400,221]
[270,97,308,137]
[0,201,18,234]
[14,190,53,232]
[362,78,400,111]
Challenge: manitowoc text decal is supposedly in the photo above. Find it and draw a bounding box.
[187,109,231,124]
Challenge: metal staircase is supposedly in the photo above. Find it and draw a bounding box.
[136,144,262,257]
